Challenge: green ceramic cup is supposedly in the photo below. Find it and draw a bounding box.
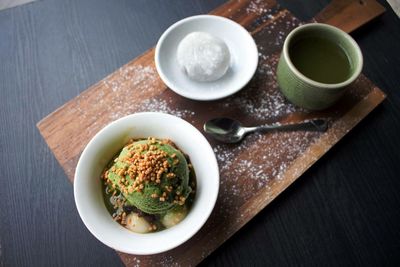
[277,23,363,110]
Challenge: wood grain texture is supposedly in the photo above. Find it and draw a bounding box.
[36,0,387,266]
[314,0,386,33]
[1,0,400,266]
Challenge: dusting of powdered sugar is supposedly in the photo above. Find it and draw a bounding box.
[123,256,141,267]
[82,2,311,214]
[205,9,322,211]
[223,54,303,121]
[214,128,321,208]
[103,65,157,93]
[113,3,337,266]
[246,0,270,15]
[121,254,179,267]
[136,98,195,119]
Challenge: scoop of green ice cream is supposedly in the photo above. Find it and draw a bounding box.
[106,139,191,214]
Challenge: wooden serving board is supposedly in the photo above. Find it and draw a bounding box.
[37,0,386,266]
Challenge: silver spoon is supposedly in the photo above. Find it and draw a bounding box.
[204,118,328,143]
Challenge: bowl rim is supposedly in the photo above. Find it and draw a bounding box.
[282,23,363,89]
[155,14,258,101]
[74,112,220,255]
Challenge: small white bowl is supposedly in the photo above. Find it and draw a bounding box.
[74,112,219,255]
[155,15,258,101]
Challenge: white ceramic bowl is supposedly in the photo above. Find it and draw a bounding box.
[155,15,258,101]
[74,112,219,255]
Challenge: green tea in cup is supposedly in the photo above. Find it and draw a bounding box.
[277,23,363,110]
[289,36,352,84]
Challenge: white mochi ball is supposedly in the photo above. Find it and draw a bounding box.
[177,32,230,82]
[124,213,151,234]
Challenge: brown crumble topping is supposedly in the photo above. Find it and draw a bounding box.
[166,173,176,179]
[103,137,194,232]
[121,212,127,225]
[107,139,182,195]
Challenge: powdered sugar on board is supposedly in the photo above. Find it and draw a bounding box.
[212,129,322,218]
[135,98,195,119]
[246,0,271,15]
[35,0,386,265]
[103,64,158,93]
[223,54,302,121]
[74,5,319,215]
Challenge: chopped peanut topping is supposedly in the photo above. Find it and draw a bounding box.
[103,138,193,216]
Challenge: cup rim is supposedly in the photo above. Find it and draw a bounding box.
[282,23,363,89]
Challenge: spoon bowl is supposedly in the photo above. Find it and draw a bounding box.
[203,118,245,143]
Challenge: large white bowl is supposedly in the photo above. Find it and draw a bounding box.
[155,15,258,101]
[74,112,219,255]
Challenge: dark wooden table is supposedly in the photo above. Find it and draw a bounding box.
[0,0,399,266]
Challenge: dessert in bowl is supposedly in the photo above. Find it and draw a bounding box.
[74,112,219,255]
[155,15,258,100]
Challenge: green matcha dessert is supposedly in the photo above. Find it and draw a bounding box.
[101,137,196,233]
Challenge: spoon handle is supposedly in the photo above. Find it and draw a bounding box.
[251,119,328,133]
